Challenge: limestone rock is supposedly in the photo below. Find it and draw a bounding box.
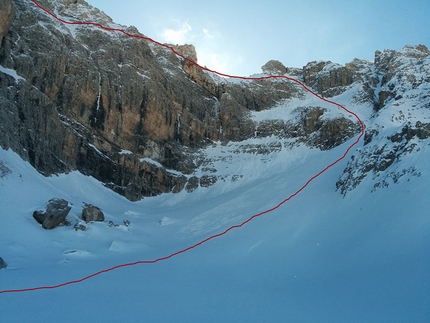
[74,222,87,231]
[82,205,104,223]
[0,0,222,199]
[0,0,303,200]
[0,257,7,269]
[261,60,288,75]
[371,45,430,110]
[33,198,72,230]
[416,44,429,54]
[174,44,216,95]
[254,106,359,151]
[200,175,217,188]
[185,176,199,193]
[174,44,198,62]
[0,0,14,47]
[303,61,355,96]
[0,0,425,201]
[336,122,428,195]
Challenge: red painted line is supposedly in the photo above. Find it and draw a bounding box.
[0,0,365,294]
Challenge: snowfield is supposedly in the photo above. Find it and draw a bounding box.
[1,116,429,322]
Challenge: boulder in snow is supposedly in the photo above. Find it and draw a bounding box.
[74,222,87,231]
[0,257,7,269]
[33,198,72,230]
[82,205,104,223]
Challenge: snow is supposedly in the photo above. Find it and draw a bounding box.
[1,121,429,322]
[250,92,350,123]
[96,72,101,112]
[118,149,133,155]
[0,65,25,83]
[139,157,184,176]
[61,23,81,38]
[139,157,162,167]
[87,143,107,158]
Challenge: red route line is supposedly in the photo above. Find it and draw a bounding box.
[0,0,365,294]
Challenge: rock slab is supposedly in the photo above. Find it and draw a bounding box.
[82,205,104,223]
[0,0,14,46]
[33,198,71,229]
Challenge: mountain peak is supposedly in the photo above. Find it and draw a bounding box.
[39,0,113,24]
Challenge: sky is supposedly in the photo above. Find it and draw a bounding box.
[84,0,430,76]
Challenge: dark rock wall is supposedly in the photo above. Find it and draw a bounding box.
[4,0,415,200]
[0,0,310,200]
[0,0,14,45]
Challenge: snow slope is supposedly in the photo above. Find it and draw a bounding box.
[1,96,429,322]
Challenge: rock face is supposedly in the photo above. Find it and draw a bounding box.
[0,0,14,46]
[261,60,288,75]
[33,198,71,229]
[0,0,305,200]
[302,58,371,97]
[174,44,216,95]
[254,106,359,151]
[335,45,430,195]
[336,121,428,195]
[0,0,427,200]
[82,205,104,222]
[0,257,7,269]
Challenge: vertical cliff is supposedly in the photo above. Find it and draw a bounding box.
[0,0,376,200]
[0,0,14,45]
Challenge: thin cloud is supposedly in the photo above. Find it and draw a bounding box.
[162,21,192,44]
[196,27,228,73]
[161,23,246,75]
[198,52,227,74]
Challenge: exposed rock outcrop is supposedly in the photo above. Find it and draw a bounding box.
[0,257,7,269]
[82,205,104,222]
[334,44,430,195]
[0,0,14,47]
[303,59,371,97]
[0,0,310,200]
[336,121,429,195]
[185,176,199,193]
[0,0,226,200]
[174,44,216,95]
[2,0,424,201]
[74,221,87,231]
[261,60,288,75]
[33,198,72,229]
[255,106,360,150]
[346,44,430,111]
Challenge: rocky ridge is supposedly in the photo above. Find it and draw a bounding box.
[336,45,430,194]
[0,0,429,200]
